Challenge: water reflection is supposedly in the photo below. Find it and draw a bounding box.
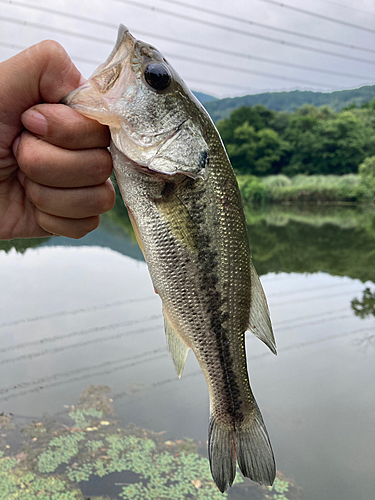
[244,205,375,282]
[0,204,374,500]
[2,204,374,282]
[351,287,375,319]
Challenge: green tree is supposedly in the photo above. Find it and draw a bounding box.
[221,120,290,175]
[282,107,374,175]
[217,105,275,144]
[225,121,257,173]
[254,128,290,175]
[218,102,375,177]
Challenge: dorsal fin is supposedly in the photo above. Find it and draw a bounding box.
[248,260,277,355]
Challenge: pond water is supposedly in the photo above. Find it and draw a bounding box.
[0,204,374,500]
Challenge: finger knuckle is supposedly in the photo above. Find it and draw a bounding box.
[71,216,100,239]
[37,40,69,67]
[96,181,116,213]
[17,134,43,178]
[33,208,49,231]
[25,181,47,210]
[93,149,113,182]
[85,215,101,233]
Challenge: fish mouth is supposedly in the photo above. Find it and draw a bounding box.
[61,25,136,127]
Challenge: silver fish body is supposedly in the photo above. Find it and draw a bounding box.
[63,25,277,492]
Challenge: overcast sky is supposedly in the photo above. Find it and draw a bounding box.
[1,0,375,98]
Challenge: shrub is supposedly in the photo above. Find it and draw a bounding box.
[358,155,375,193]
[262,175,292,189]
[237,175,268,204]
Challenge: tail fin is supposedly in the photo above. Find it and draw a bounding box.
[208,409,276,493]
[208,418,236,493]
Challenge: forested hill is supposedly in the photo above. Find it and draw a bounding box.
[192,91,217,104]
[204,85,375,122]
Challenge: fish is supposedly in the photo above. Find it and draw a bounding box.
[62,25,277,492]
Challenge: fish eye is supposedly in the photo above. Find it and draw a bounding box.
[144,63,171,91]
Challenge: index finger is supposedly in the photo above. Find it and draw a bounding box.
[21,103,110,150]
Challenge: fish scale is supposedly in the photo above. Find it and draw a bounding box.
[62,24,277,492]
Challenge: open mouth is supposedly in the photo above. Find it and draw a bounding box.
[60,25,136,126]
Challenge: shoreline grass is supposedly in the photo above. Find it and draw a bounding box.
[237,174,375,205]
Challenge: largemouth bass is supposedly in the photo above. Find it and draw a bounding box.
[62,25,277,492]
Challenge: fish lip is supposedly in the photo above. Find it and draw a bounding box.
[100,24,135,71]
[60,25,136,122]
[60,82,93,106]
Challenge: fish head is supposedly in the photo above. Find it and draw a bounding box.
[62,25,209,180]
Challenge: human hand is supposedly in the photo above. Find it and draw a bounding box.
[0,40,115,240]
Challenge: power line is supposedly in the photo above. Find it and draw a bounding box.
[0,351,168,402]
[0,347,165,397]
[0,315,161,353]
[2,1,373,81]
[0,44,252,92]
[0,15,113,45]
[267,278,355,297]
[185,78,252,92]
[0,295,156,329]
[111,0,375,65]
[317,0,375,17]
[1,8,374,94]
[0,321,164,366]
[5,0,375,55]
[256,0,375,34]
[0,40,25,51]
[271,288,358,307]
[0,41,248,91]
[153,0,375,54]
[0,17,333,87]
[165,52,329,87]
[127,30,374,82]
[1,0,119,30]
[113,325,375,400]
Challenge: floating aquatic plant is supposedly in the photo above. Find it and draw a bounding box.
[267,477,290,500]
[0,387,299,500]
[33,405,241,499]
[69,407,104,430]
[0,451,81,500]
[38,433,86,474]
[65,431,237,499]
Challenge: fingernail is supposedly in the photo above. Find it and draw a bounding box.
[12,136,21,157]
[21,109,48,136]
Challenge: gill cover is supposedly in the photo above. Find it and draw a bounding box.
[62,24,209,180]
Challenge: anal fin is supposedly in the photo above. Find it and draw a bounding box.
[163,309,190,378]
[248,259,277,355]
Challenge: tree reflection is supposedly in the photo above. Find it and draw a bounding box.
[354,335,375,350]
[351,287,375,319]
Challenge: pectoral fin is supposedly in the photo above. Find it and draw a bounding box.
[156,185,199,253]
[247,260,277,355]
[127,207,146,258]
[163,310,190,378]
